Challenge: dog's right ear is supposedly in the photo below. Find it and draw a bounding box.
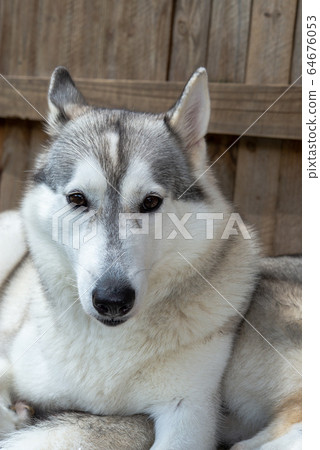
[165,68,210,149]
[47,67,88,135]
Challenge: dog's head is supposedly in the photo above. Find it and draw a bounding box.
[22,67,230,327]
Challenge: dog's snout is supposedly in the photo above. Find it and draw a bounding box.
[92,286,135,318]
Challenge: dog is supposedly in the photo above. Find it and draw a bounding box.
[0,67,301,449]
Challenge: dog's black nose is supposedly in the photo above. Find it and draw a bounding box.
[92,286,135,317]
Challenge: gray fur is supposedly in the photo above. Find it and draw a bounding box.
[36,67,206,201]
[220,256,302,447]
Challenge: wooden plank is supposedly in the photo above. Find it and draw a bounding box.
[0,120,8,185]
[0,0,38,75]
[207,0,252,83]
[206,135,239,202]
[246,0,298,84]
[28,122,47,167]
[0,0,173,80]
[0,76,302,140]
[205,1,252,243]
[234,0,300,255]
[0,121,47,212]
[168,0,211,81]
[0,121,30,212]
[168,1,241,208]
[290,0,302,84]
[273,140,302,255]
[234,137,282,253]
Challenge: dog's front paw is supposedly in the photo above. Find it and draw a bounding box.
[0,403,21,438]
[10,401,34,425]
[0,401,33,438]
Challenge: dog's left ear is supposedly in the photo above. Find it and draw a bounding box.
[47,66,88,135]
[165,68,210,148]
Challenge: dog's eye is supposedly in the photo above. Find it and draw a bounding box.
[67,192,88,207]
[140,195,162,213]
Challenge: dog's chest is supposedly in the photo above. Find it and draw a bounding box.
[56,345,143,413]
[12,319,154,415]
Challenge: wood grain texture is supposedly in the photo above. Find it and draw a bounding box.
[234,137,282,253]
[0,0,173,80]
[207,0,252,82]
[233,0,300,255]
[168,0,212,81]
[0,120,8,184]
[246,0,298,84]
[273,140,302,255]
[0,121,30,211]
[206,135,238,202]
[0,76,302,139]
[290,0,302,84]
[28,121,47,167]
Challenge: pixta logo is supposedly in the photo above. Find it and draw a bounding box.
[52,203,97,249]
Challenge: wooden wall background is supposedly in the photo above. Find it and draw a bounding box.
[0,0,302,256]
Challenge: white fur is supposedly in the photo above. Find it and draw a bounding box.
[107,132,119,166]
[0,211,27,285]
[230,423,302,450]
[65,158,107,196]
[121,157,165,201]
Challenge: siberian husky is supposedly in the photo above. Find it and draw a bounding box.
[0,67,301,449]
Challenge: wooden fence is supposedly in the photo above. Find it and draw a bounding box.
[0,0,302,256]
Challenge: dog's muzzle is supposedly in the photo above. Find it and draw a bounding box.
[92,284,135,326]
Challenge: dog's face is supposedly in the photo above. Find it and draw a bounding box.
[23,67,227,326]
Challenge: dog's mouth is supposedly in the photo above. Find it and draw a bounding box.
[96,316,127,327]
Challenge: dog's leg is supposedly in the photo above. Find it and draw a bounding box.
[0,211,27,286]
[230,423,302,450]
[259,422,302,450]
[230,396,302,450]
[0,359,32,439]
[0,400,33,439]
[150,398,216,450]
[0,413,154,450]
